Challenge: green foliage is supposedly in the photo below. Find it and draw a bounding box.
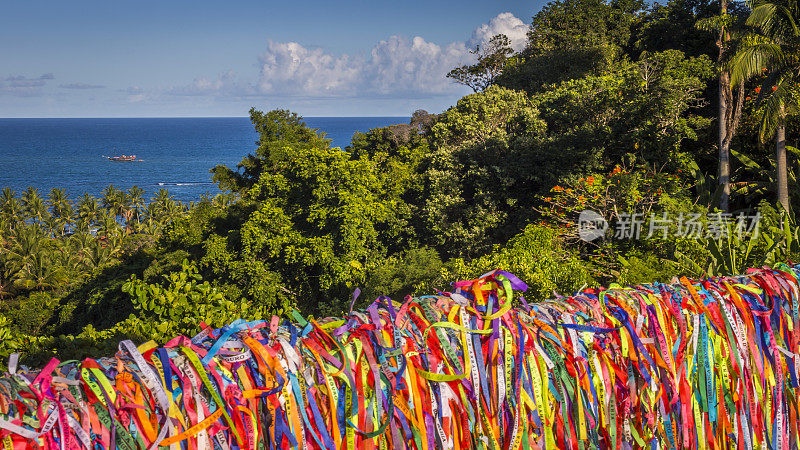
[674,202,800,275]
[539,168,690,238]
[362,247,444,303]
[0,182,188,360]
[169,109,422,316]
[122,260,263,341]
[211,109,324,194]
[447,34,515,92]
[539,167,711,283]
[498,46,622,95]
[729,145,800,208]
[616,251,687,286]
[443,225,595,300]
[498,0,643,93]
[0,314,21,356]
[415,86,547,258]
[633,0,724,58]
[533,50,715,171]
[5,0,800,366]
[1,291,58,336]
[527,0,642,53]
[731,0,800,141]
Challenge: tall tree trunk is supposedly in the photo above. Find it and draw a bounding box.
[717,0,734,212]
[719,74,731,212]
[776,115,790,213]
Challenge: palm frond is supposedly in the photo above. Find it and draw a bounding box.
[731,148,768,173]
[731,43,785,84]
[748,3,781,29]
[758,72,794,140]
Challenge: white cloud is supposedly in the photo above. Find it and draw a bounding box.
[365,36,470,96]
[163,12,527,102]
[467,12,530,52]
[257,42,361,96]
[254,36,473,98]
[252,12,528,99]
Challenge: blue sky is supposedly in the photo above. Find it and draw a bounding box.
[0,0,542,117]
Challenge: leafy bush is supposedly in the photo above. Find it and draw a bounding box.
[443,224,595,300]
[122,259,266,341]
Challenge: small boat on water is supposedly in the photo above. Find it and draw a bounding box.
[103,154,142,162]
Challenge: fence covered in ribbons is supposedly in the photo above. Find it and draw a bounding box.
[2,266,800,449]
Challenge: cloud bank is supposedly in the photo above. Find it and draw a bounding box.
[254,12,528,98]
[60,83,105,89]
[4,13,530,115]
[164,12,529,102]
[1,74,55,96]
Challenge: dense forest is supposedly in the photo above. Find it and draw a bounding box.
[2,0,800,363]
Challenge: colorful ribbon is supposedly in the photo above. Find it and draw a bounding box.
[2,265,800,449]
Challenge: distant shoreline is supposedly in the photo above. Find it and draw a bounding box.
[0,116,410,120]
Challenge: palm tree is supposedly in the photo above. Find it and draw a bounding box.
[97,209,121,244]
[0,188,22,226]
[732,0,800,213]
[136,215,162,236]
[14,251,67,292]
[47,188,74,236]
[697,3,748,211]
[151,189,176,223]
[68,232,95,260]
[4,224,52,285]
[82,240,114,271]
[127,185,145,225]
[76,194,100,233]
[21,187,49,224]
[101,184,125,218]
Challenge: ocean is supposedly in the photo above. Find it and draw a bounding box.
[0,117,406,204]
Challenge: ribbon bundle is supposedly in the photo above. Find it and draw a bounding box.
[2,265,800,449]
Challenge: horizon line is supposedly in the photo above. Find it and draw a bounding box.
[0,115,411,119]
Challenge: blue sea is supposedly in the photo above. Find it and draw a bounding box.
[0,117,406,204]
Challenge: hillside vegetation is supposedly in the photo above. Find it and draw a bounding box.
[2,0,800,363]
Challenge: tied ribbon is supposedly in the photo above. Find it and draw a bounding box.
[0,266,800,449]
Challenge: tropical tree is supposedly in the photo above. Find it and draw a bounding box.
[47,188,74,236]
[447,34,515,92]
[21,187,49,225]
[498,0,641,94]
[68,232,95,261]
[0,188,21,226]
[101,185,125,219]
[76,194,100,232]
[81,240,115,271]
[150,189,177,223]
[732,0,800,213]
[3,225,52,285]
[135,215,162,236]
[697,1,749,211]
[127,185,145,226]
[14,251,68,292]
[97,209,121,244]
